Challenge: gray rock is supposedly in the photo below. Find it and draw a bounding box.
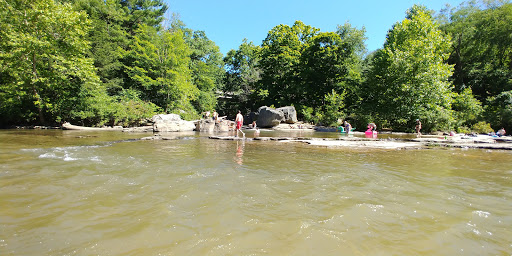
[216,120,232,132]
[257,106,285,128]
[196,120,216,132]
[152,114,195,132]
[123,126,154,132]
[245,112,259,125]
[196,119,232,132]
[276,106,297,124]
[151,114,182,123]
[153,120,195,132]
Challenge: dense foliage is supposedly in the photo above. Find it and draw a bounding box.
[438,0,512,132]
[362,5,455,131]
[1,0,511,133]
[0,0,222,126]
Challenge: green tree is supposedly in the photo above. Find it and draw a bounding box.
[68,0,130,94]
[452,88,484,129]
[439,1,512,131]
[335,22,367,111]
[259,21,319,106]
[439,1,512,99]
[185,30,224,114]
[319,90,346,126]
[485,90,512,132]
[0,0,101,125]
[120,0,168,36]
[363,5,454,131]
[124,24,198,117]
[223,39,262,114]
[299,32,347,108]
[299,23,366,111]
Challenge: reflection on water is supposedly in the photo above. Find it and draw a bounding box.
[1,130,511,255]
[235,140,245,165]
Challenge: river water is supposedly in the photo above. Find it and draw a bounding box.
[1,129,511,255]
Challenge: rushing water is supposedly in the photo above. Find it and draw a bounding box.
[1,129,511,255]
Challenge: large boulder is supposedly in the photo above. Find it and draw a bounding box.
[196,119,232,132]
[196,120,215,132]
[245,111,259,125]
[276,106,297,124]
[256,106,285,128]
[152,114,195,132]
[216,120,232,132]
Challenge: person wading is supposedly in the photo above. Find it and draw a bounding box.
[235,110,245,138]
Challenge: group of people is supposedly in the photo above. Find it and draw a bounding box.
[342,119,422,136]
[203,110,219,122]
[232,111,512,140]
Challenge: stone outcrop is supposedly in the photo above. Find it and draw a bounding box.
[253,106,298,128]
[152,114,195,132]
[123,126,154,132]
[196,119,232,132]
[196,120,216,132]
[276,106,297,124]
[152,114,181,123]
[256,106,285,128]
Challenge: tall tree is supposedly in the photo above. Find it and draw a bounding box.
[184,30,224,113]
[120,0,168,35]
[258,21,319,106]
[335,22,367,111]
[223,39,262,113]
[439,1,512,100]
[299,23,366,111]
[124,24,198,116]
[439,1,512,131]
[363,5,454,131]
[68,0,129,94]
[0,0,101,125]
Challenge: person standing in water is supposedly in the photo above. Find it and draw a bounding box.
[415,119,422,136]
[212,110,218,122]
[343,121,352,133]
[235,110,245,137]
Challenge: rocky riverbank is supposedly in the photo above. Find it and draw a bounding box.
[207,134,512,150]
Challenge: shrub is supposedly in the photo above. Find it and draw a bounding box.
[472,121,494,134]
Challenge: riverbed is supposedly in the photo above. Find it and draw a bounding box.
[1,129,511,255]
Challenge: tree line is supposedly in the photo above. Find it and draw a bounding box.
[1,0,511,133]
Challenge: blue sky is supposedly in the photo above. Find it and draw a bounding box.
[165,0,468,56]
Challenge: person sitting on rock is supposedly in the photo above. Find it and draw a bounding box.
[497,128,506,137]
[368,122,377,132]
[212,110,218,122]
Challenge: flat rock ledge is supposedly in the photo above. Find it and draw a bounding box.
[207,136,512,150]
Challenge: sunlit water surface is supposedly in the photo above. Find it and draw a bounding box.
[1,130,511,255]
